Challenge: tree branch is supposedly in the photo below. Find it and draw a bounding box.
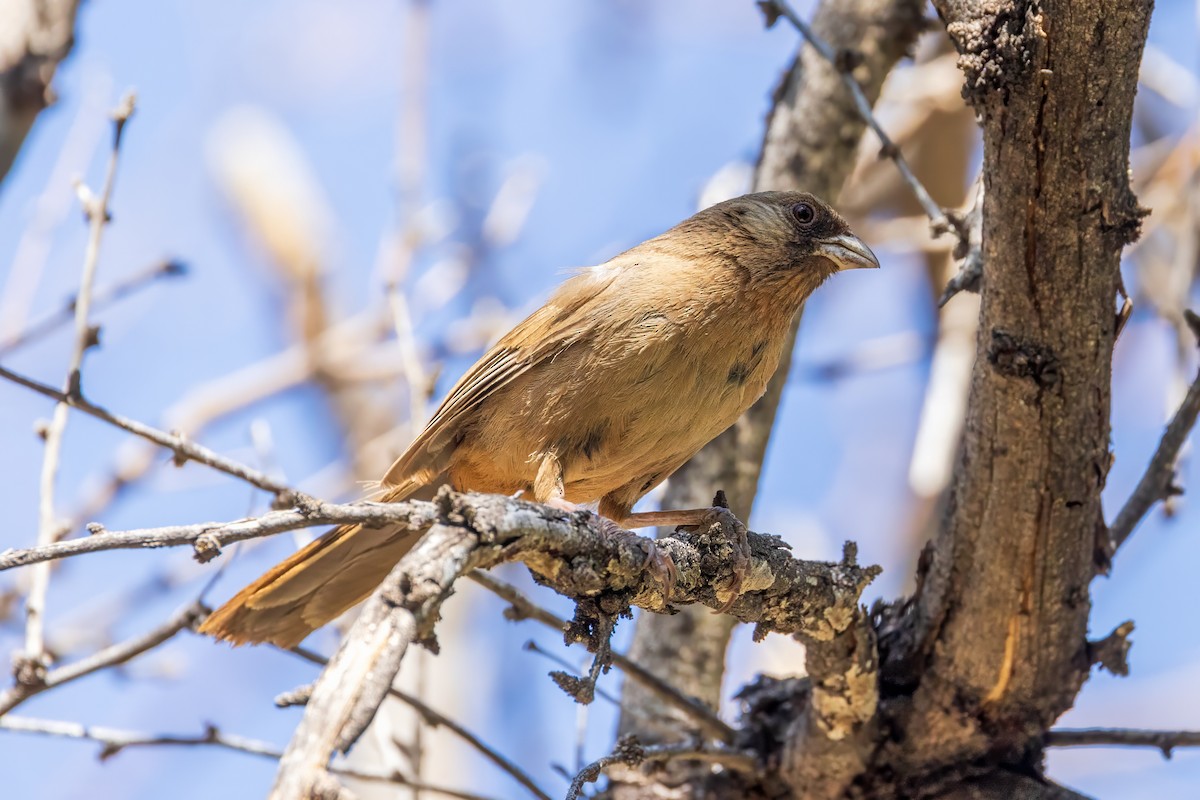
[1107,357,1200,558]
[1045,728,1200,758]
[0,715,500,800]
[267,490,877,798]
[0,600,206,715]
[762,0,951,236]
[287,645,554,800]
[0,257,186,358]
[21,92,135,683]
[0,361,294,498]
[468,570,736,744]
[0,0,81,184]
[567,737,758,800]
[877,0,1155,779]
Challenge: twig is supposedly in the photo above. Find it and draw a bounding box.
[0,500,439,571]
[1044,728,1200,758]
[469,571,736,744]
[760,0,951,235]
[938,178,986,306]
[0,715,500,800]
[21,92,136,681]
[0,362,294,498]
[522,640,620,706]
[0,258,186,357]
[0,600,206,715]
[288,645,554,800]
[565,736,758,800]
[1107,338,1200,556]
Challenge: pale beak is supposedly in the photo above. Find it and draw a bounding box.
[816,233,880,271]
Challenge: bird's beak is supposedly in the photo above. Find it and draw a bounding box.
[816,233,880,271]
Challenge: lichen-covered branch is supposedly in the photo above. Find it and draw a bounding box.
[267,490,878,798]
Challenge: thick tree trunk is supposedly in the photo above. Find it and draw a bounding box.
[870,0,1153,793]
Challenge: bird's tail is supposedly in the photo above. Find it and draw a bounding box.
[198,481,426,647]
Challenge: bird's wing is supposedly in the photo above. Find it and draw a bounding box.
[381,267,621,488]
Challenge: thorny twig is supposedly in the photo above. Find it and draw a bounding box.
[21,92,136,685]
[565,735,758,800]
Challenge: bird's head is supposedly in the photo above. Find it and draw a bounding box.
[669,192,878,299]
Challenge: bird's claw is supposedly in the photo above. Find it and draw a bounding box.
[594,515,677,604]
[701,507,750,614]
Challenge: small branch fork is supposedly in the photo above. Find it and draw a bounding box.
[565,735,759,800]
[469,571,736,744]
[760,0,950,235]
[20,91,136,687]
[759,0,985,305]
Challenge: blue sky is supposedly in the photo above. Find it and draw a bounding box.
[1,2,1198,798]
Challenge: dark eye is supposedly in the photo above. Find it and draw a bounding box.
[792,202,816,226]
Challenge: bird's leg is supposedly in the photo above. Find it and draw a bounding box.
[619,505,750,613]
[594,497,677,603]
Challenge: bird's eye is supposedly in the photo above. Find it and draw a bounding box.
[792,202,816,226]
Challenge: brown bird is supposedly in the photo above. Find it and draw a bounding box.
[199,191,878,647]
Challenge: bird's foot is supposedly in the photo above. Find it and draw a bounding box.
[592,514,677,604]
[698,506,750,614]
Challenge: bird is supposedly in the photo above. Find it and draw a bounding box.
[199,191,878,647]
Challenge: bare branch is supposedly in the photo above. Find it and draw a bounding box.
[288,645,554,800]
[0,715,500,800]
[0,499,437,571]
[0,600,206,715]
[0,361,294,498]
[468,571,736,744]
[761,0,951,236]
[566,736,758,800]
[1045,728,1200,758]
[21,92,136,679]
[1107,353,1200,558]
[0,258,186,357]
[268,491,876,797]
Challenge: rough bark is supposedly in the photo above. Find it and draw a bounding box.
[870,0,1153,792]
[615,3,926,790]
[0,0,80,185]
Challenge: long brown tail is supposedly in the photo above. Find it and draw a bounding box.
[199,483,425,647]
